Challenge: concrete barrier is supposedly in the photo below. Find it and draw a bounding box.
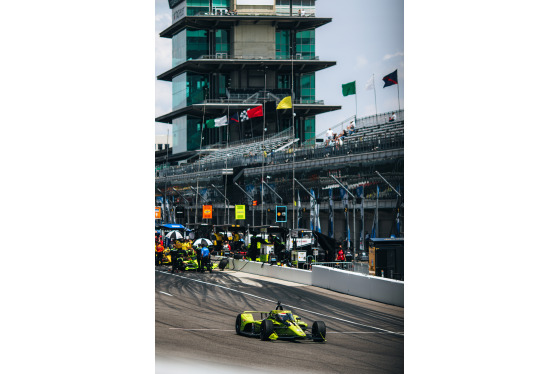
[228,259,312,285]
[311,265,404,307]
[226,260,403,307]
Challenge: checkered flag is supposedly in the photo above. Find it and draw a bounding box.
[239,110,249,122]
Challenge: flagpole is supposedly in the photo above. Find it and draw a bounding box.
[373,73,378,120]
[291,44,296,231]
[397,69,401,113]
[227,103,230,148]
[376,185,379,238]
[261,68,267,226]
[354,80,358,121]
[163,128,170,223]
[196,104,206,225]
[225,104,230,225]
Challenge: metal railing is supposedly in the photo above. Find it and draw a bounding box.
[313,109,405,143]
[194,11,316,18]
[312,262,370,275]
[357,109,405,128]
[155,131,404,181]
[197,54,320,61]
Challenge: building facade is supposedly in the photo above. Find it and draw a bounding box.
[156,0,340,158]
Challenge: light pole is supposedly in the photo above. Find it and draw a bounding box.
[330,175,357,260]
[224,153,231,225]
[375,171,402,197]
[294,178,318,230]
[172,187,189,226]
[190,184,205,225]
[260,67,268,226]
[376,170,403,237]
[211,183,230,225]
[291,43,296,232]
[234,181,255,227]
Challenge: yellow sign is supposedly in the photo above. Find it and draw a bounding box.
[202,205,212,219]
[155,207,161,219]
[369,246,376,272]
[235,205,246,220]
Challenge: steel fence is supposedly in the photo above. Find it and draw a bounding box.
[312,262,370,275]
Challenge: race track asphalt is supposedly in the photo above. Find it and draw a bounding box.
[155,264,404,374]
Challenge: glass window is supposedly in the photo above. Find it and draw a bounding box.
[291,0,315,14]
[172,116,188,154]
[186,0,210,15]
[303,117,315,143]
[186,73,208,105]
[277,74,290,89]
[186,117,203,150]
[172,29,187,67]
[172,73,187,110]
[275,30,290,59]
[187,29,208,59]
[299,73,314,102]
[218,73,230,97]
[213,0,230,8]
[296,29,314,59]
[215,29,229,54]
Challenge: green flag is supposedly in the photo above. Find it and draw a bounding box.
[342,81,356,96]
[205,119,215,129]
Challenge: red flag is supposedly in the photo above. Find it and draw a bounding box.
[247,105,263,118]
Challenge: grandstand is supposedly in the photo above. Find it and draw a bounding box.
[192,128,296,165]
[155,111,404,241]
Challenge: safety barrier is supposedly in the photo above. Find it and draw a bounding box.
[226,259,403,307]
[228,259,312,285]
[311,265,403,307]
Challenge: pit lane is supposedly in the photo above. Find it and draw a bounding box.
[155,265,404,373]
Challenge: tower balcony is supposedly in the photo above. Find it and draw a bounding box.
[157,54,335,81]
[155,98,341,123]
[160,14,332,38]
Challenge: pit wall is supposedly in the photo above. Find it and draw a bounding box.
[229,259,312,285]
[227,259,404,307]
[311,265,404,307]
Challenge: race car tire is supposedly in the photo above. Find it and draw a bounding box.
[233,254,243,259]
[260,319,273,341]
[235,314,242,335]
[312,321,326,342]
[218,258,228,271]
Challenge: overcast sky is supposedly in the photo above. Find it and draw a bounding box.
[155,0,404,136]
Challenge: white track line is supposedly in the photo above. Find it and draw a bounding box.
[158,291,173,297]
[281,303,404,337]
[329,331,393,334]
[156,270,403,337]
[169,328,236,332]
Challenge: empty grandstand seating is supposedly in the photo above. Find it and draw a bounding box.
[195,128,293,165]
[155,111,404,181]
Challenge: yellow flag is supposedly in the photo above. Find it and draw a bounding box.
[276,96,292,109]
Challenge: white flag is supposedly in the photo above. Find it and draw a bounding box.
[215,115,228,127]
[365,75,374,91]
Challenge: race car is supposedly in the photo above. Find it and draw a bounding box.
[161,249,172,265]
[235,302,326,342]
[175,255,218,272]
